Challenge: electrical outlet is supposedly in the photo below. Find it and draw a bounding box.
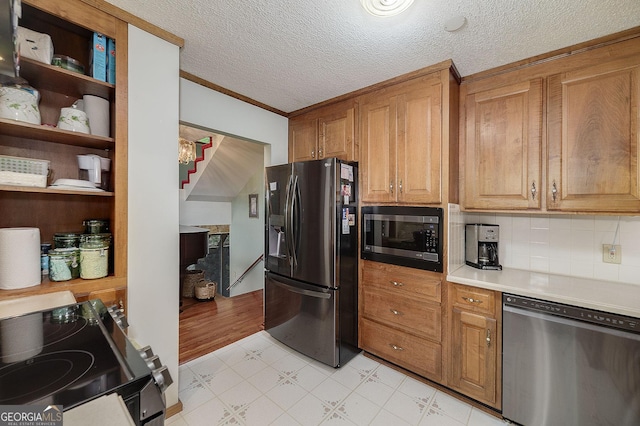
[602,244,622,264]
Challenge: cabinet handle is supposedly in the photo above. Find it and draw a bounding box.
[318,149,323,158]
[311,150,315,159]
[551,181,558,202]
[462,296,482,304]
[531,181,536,200]
[389,344,404,351]
[389,180,394,194]
[399,179,403,194]
[389,280,404,287]
[390,309,402,316]
[486,329,491,347]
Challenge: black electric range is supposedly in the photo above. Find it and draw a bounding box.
[0,300,170,425]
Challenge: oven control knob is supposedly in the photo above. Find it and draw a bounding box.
[138,345,154,360]
[107,306,129,330]
[145,354,163,370]
[113,312,129,329]
[151,365,174,393]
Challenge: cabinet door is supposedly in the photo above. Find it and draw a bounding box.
[450,308,497,406]
[319,106,355,161]
[360,94,397,202]
[547,59,640,212]
[289,116,318,162]
[463,79,543,209]
[397,78,443,204]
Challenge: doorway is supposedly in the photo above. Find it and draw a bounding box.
[178,124,268,364]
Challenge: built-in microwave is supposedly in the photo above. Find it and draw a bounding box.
[361,206,443,272]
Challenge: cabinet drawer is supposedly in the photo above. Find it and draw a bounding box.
[362,261,441,303]
[450,283,496,316]
[361,318,442,381]
[362,287,441,341]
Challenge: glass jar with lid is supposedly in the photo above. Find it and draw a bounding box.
[53,232,81,249]
[49,248,80,281]
[79,233,111,279]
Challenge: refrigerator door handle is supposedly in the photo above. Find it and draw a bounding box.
[271,278,332,299]
[284,174,293,269]
[290,175,300,268]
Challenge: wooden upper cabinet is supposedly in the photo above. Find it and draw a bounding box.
[397,81,443,204]
[289,100,356,162]
[461,38,640,214]
[289,117,318,162]
[360,74,444,204]
[547,59,640,212]
[319,106,355,160]
[462,79,543,210]
[360,93,396,202]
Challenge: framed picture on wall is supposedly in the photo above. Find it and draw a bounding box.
[249,193,258,218]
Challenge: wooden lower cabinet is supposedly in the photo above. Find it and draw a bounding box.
[361,318,442,381]
[359,261,443,382]
[448,283,501,409]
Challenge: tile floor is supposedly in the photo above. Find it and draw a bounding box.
[167,331,508,426]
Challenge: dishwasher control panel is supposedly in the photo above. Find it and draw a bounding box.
[503,294,639,333]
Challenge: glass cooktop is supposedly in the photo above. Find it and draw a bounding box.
[0,300,150,409]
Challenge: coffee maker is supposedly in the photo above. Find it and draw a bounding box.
[465,224,502,270]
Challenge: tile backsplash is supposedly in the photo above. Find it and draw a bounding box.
[448,204,640,285]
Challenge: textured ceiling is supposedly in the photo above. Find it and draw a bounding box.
[105,0,640,114]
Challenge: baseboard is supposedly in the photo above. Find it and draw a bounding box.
[166,400,183,418]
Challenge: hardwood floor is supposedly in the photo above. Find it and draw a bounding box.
[179,290,264,364]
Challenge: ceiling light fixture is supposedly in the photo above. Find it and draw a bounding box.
[178,137,197,164]
[360,0,414,17]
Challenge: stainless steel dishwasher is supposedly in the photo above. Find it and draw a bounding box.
[503,294,640,426]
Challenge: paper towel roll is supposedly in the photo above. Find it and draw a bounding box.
[0,228,41,290]
[83,94,110,137]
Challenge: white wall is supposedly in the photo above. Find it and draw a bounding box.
[449,206,640,285]
[229,169,265,296]
[179,198,232,226]
[127,26,180,407]
[179,78,288,165]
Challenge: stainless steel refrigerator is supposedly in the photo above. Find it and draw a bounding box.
[264,158,359,367]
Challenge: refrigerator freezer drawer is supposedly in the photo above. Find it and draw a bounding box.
[265,273,338,367]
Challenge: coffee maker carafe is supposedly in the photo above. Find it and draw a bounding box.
[465,224,502,270]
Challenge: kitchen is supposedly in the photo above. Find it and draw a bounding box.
[0,0,639,425]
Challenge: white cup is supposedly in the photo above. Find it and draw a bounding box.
[83,95,110,137]
[58,107,90,133]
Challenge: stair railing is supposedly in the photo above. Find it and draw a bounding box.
[227,254,264,291]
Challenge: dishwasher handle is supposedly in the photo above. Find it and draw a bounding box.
[504,304,640,340]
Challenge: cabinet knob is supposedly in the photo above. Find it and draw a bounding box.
[531,181,536,200]
[389,344,404,351]
[389,280,404,287]
[551,180,558,202]
[399,179,403,194]
[389,180,394,194]
[390,309,402,316]
[486,329,491,347]
[462,296,482,304]
[318,149,323,158]
[311,150,315,159]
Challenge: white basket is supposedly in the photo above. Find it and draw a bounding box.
[0,155,50,188]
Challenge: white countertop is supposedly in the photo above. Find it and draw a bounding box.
[179,225,209,234]
[447,265,640,318]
